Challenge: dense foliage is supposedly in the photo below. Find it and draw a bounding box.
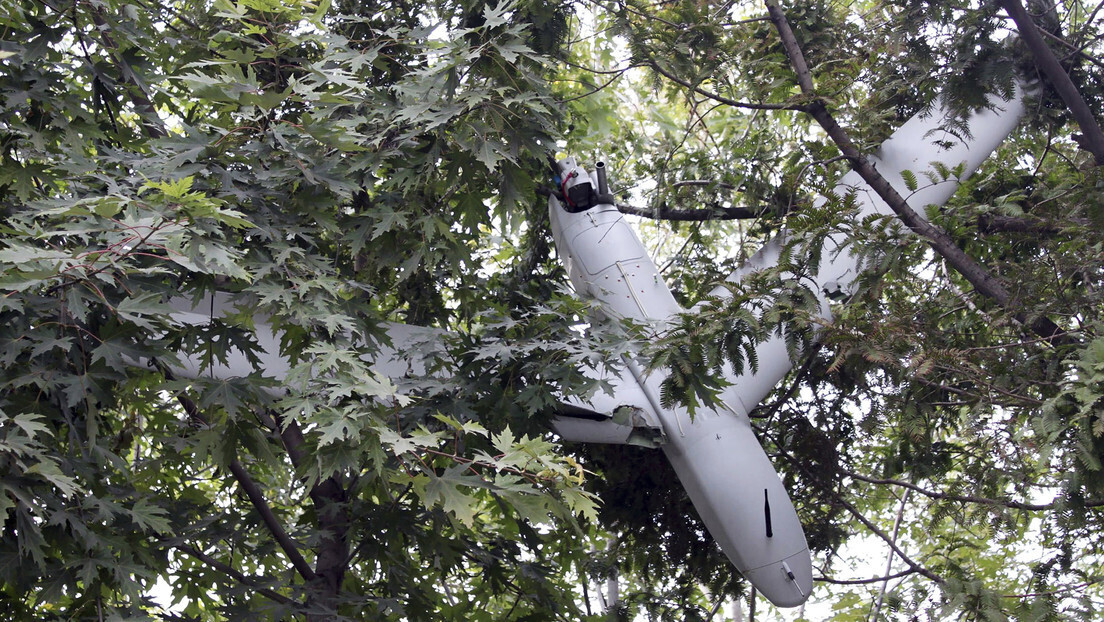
[3,0,1104,620]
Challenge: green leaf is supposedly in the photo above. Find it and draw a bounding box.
[901,168,918,192]
[25,460,78,497]
[424,466,486,526]
[91,337,151,373]
[115,293,172,330]
[129,498,173,535]
[9,413,50,439]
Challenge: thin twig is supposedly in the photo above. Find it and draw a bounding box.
[557,68,631,104]
[176,544,299,606]
[764,423,946,585]
[670,180,737,190]
[816,568,918,586]
[559,56,642,76]
[833,493,945,585]
[869,489,911,622]
[1001,578,1104,599]
[843,469,1104,510]
[647,58,803,112]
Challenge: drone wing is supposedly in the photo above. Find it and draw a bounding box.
[157,292,663,446]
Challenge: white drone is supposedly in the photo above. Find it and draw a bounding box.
[159,85,1027,607]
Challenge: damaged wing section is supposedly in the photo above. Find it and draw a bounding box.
[551,365,666,448]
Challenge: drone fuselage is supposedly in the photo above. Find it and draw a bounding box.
[548,163,813,606]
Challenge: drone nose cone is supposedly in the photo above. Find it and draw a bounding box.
[743,548,813,608]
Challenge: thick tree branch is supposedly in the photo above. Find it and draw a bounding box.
[764,0,1068,345]
[536,187,770,220]
[169,387,319,585]
[176,544,299,606]
[273,414,350,600]
[766,3,815,94]
[999,0,1104,164]
[618,181,761,220]
[223,458,319,584]
[617,202,764,220]
[157,363,346,598]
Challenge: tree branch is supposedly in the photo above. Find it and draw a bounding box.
[274,413,350,600]
[617,202,765,220]
[646,58,803,112]
[1001,578,1104,599]
[763,0,1068,345]
[843,469,1104,510]
[670,180,736,190]
[175,544,299,606]
[766,3,814,94]
[558,56,643,76]
[765,426,946,586]
[978,213,1089,235]
[557,69,630,104]
[87,7,167,139]
[815,568,919,585]
[999,0,1104,164]
[871,489,911,621]
[536,186,771,221]
[748,344,822,421]
[1038,27,1104,71]
[832,491,945,585]
[157,360,347,598]
[169,387,319,585]
[224,458,319,583]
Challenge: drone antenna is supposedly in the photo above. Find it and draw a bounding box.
[595,159,609,195]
